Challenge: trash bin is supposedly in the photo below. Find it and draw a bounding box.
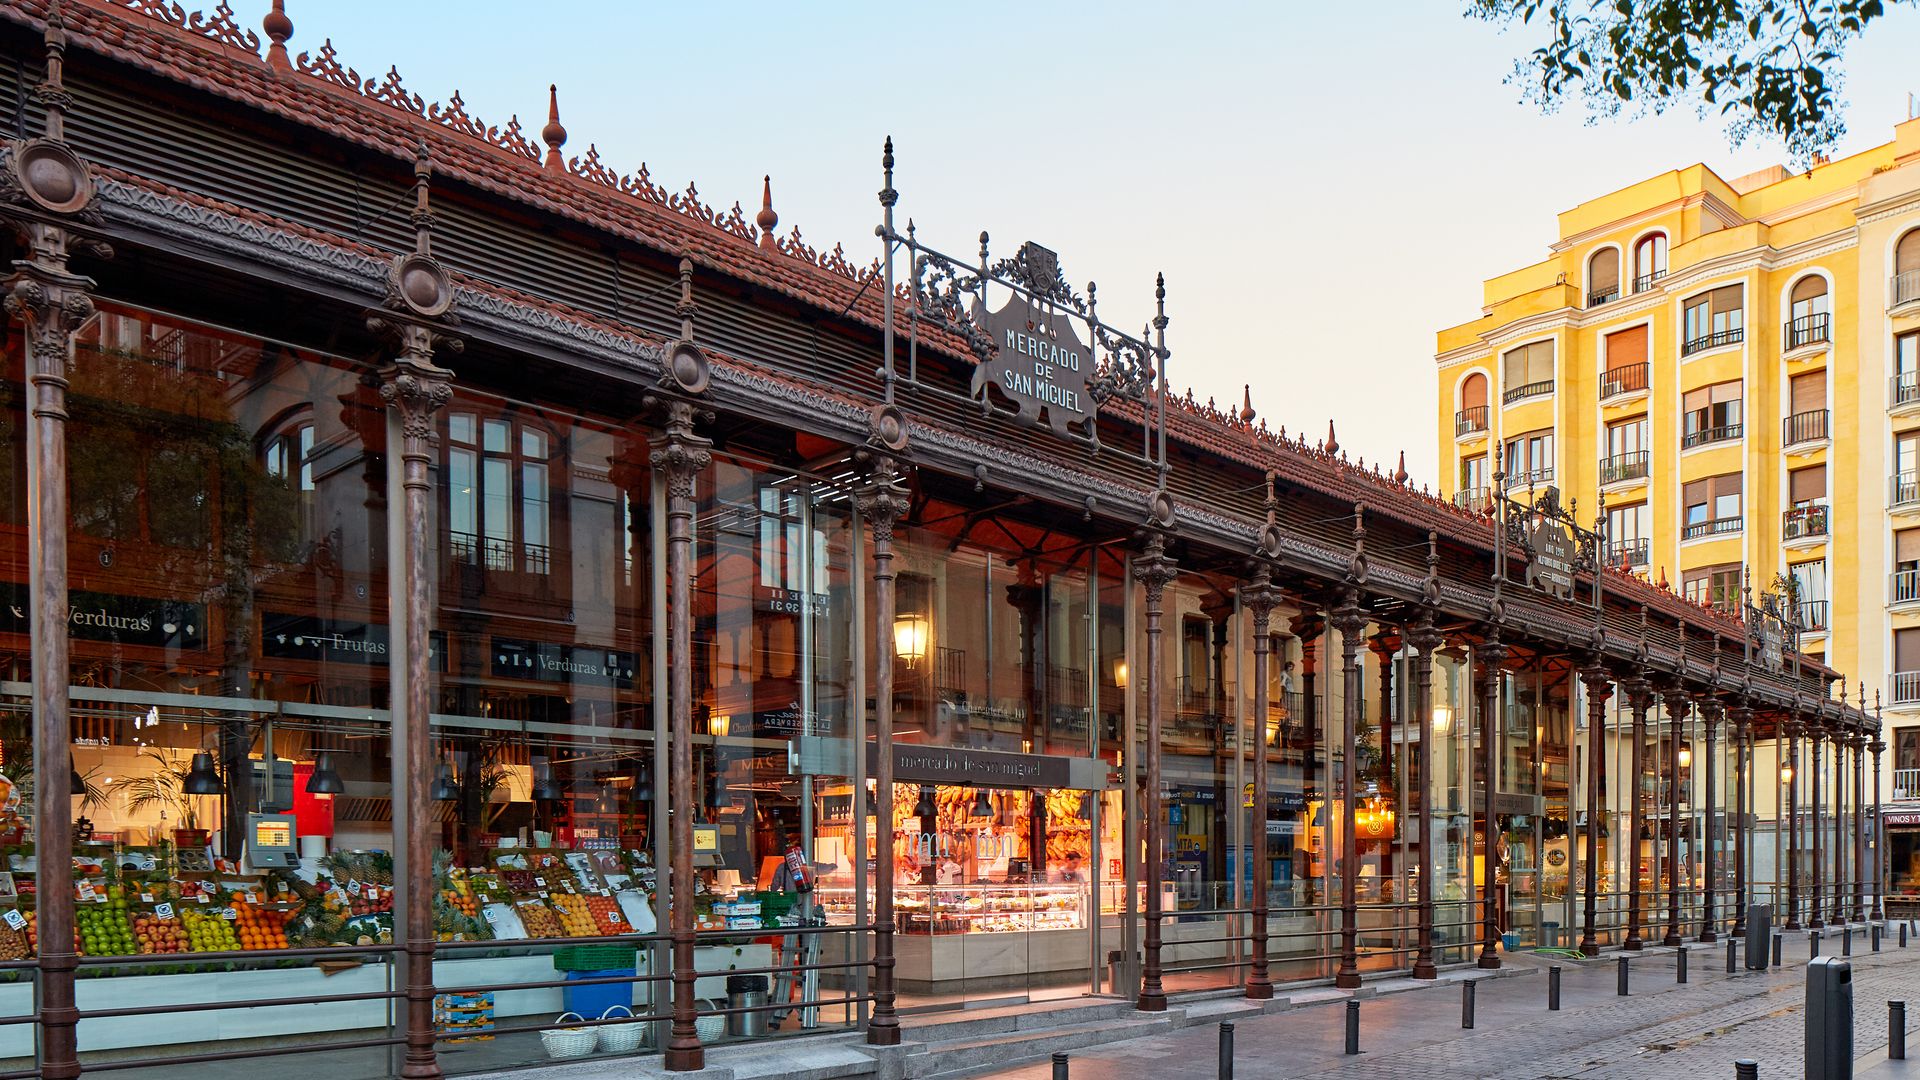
[727,974,770,1037]
[1541,922,1560,949]
[1805,956,1852,1080]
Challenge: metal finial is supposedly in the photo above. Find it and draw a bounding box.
[1394,450,1408,485]
[879,136,897,209]
[1240,384,1255,423]
[979,231,989,263]
[1263,469,1278,519]
[411,139,433,257]
[756,175,778,252]
[676,257,697,340]
[1325,420,1339,456]
[39,0,70,142]
[542,84,567,175]
[1153,272,1168,331]
[263,0,294,73]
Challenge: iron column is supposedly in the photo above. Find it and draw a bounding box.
[1579,666,1612,956]
[1476,638,1506,969]
[1661,682,1690,947]
[855,455,907,1044]
[1134,532,1178,1011]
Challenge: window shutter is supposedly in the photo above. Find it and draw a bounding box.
[1791,276,1828,304]
[1462,372,1488,410]
[1683,479,1707,507]
[1899,229,1920,275]
[1711,380,1742,404]
[1711,285,1744,313]
[1790,465,1827,503]
[1606,325,1647,368]
[1683,386,1709,412]
[1714,473,1743,499]
[1898,627,1920,673]
[1590,249,1619,292]
[1898,529,1920,563]
[1684,294,1710,316]
[1790,373,1826,414]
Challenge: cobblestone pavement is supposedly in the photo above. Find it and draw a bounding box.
[978,927,1920,1079]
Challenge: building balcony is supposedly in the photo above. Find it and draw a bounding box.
[1598,451,1649,487]
[1893,471,1920,512]
[1453,487,1492,514]
[1588,286,1619,308]
[1797,599,1829,633]
[1893,373,1920,415]
[1784,313,1830,352]
[1896,767,1920,800]
[1682,326,1743,357]
[1633,269,1667,293]
[1782,409,1829,451]
[1503,380,1553,406]
[1781,504,1829,547]
[1505,467,1554,490]
[1894,568,1920,608]
[1682,516,1741,541]
[1892,671,1920,708]
[1681,422,1742,450]
[1454,406,1489,438]
[1893,269,1920,312]
[1598,362,1648,403]
[1605,537,1649,569]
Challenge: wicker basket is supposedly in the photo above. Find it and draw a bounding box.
[540,1012,598,1060]
[695,999,725,1043]
[595,1005,647,1053]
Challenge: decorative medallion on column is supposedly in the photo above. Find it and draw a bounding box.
[644,258,715,1073]
[367,143,461,1080]
[0,8,111,1078]
[1406,532,1444,979]
[1240,484,1283,999]
[853,442,908,1046]
[1331,504,1369,989]
[1132,488,1178,1012]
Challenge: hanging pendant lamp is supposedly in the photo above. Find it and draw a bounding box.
[183,751,225,796]
[913,785,936,819]
[429,761,459,801]
[971,788,994,819]
[306,752,346,795]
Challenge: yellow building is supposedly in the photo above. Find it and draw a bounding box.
[1436,114,1920,864]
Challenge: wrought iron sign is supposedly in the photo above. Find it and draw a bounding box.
[1496,483,1601,607]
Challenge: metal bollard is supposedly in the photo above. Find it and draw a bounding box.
[1053,1052,1070,1080]
[1727,939,1737,974]
[1904,922,1911,948]
[1894,1001,1908,1061]
[1875,926,1883,952]
[1810,930,1820,958]
[1548,966,1561,1010]
[1218,1021,1233,1080]
[1843,928,1852,956]
[1462,981,1476,1029]
[1345,999,1360,1055]
[1677,947,1688,984]
[1734,1061,1758,1079]
[1773,933,1783,967]
[1618,955,1630,996]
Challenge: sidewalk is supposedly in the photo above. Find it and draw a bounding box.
[972,925,1920,1079]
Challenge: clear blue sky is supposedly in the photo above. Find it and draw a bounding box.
[234,1,1920,481]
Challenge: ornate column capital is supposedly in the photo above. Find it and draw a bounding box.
[1131,530,1179,600]
[851,453,909,537]
[1239,562,1281,632]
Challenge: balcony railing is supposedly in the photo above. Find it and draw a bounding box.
[1785,312,1830,350]
[1606,538,1649,568]
[1682,516,1741,540]
[1454,406,1489,437]
[1503,380,1553,405]
[1599,362,1648,399]
[1896,767,1920,800]
[1894,568,1920,605]
[1681,422,1742,449]
[1894,372,1920,410]
[1453,487,1492,513]
[1893,671,1920,706]
[1893,269,1920,309]
[1782,409,1829,447]
[1598,451,1649,486]
[1894,471,1920,508]
[1633,269,1666,292]
[1505,467,1554,489]
[1682,326,1744,356]
[1796,599,1829,632]
[1588,286,1619,307]
[1782,503,1829,542]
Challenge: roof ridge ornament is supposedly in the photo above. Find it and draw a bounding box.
[756,175,778,253]
[542,85,566,175]
[262,0,292,73]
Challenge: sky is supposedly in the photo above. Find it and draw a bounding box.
[227,1,1920,482]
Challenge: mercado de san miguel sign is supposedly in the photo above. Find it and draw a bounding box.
[1526,514,1577,600]
[970,243,1096,438]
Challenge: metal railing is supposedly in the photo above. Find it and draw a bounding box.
[1453,487,1492,513]
[1786,312,1830,349]
[1894,569,1920,605]
[1893,269,1920,309]
[1682,326,1743,356]
[1598,451,1649,485]
[1503,379,1553,405]
[1454,406,1489,436]
[1783,409,1829,446]
[1797,599,1829,632]
[1893,471,1920,508]
[1599,362,1648,399]
[1895,373,1920,410]
[1895,767,1920,799]
[1682,422,1742,449]
[1893,671,1920,706]
[1588,286,1619,307]
[1506,467,1554,489]
[1634,269,1666,292]
[1783,504,1829,541]
[1683,516,1741,540]
[1606,537,1650,568]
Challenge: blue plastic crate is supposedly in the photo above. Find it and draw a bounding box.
[562,968,635,1019]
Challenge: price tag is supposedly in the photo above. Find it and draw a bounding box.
[154,903,175,921]
[245,892,259,905]
[140,893,154,904]
[93,894,108,904]
[606,911,621,924]
[76,882,94,900]
[197,895,210,904]
[2,910,24,931]
[534,877,546,888]
[220,908,238,920]
[347,878,361,895]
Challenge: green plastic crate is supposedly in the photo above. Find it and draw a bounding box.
[551,944,637,972]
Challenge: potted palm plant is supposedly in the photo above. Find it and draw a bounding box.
[110,749,210,848]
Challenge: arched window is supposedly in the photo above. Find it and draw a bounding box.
[1787,275,1830,348]
[1455,372,1489,435]
[1897,228,1920,306]
[1587,248,1620,306]
[1633,233,1668,291]
[261,413,316,563]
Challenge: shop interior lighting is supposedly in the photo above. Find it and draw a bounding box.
[306,751,346,796]
[530,759,562,802]
[1432,706,1453,736]
[633,761,654,803]
[183,751,225,796]
[971,788,993,819]
[429,761,458,801]
[709,713,731,738]
[1677,745,1692,768]
[1780,762,1794,783]
[892,614,929,665]
[913,785,936,819]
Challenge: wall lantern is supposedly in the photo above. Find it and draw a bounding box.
[893,614,929,665]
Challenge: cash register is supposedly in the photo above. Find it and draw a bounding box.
[245,812,300,869]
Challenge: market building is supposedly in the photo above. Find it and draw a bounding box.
[0,1,1889,1077]
[1432,117,1920,915]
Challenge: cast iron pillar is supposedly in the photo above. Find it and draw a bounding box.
[1332,595,1367,988]
[1622,677,1653,950]
[1659,681,1690,948]
[1731,704,1753,937]
[0,10,108,1077]
[1811,718,1825,929]
[1854,731,1867,923]
[854,452,908,1044]
[1578,666,1612,957]
[1785,716,1802,930]
[1241,560,1280,999]
[1698,700,1720,943]
[1407,608,1443,978]
[1133,530,1178,1011]
[1475,637,1506,969]
[1874,708,1886,923]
